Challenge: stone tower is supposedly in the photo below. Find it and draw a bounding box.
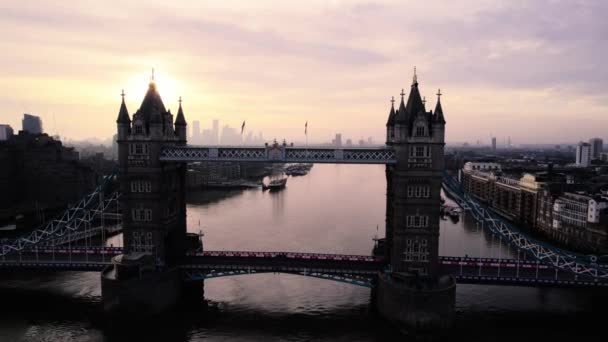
[377,69,454,332]
[103,77,192,314]
[116,79,188,265]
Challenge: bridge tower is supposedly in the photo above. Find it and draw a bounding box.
[102,77,195,313]
[377,70,455,332]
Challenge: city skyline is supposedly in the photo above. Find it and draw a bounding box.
[1,1,607,144]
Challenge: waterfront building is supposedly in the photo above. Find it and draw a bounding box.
[0,124,14,141]
[576,142,591,167]
[460,162,608,254]
[22,113,43,134]
[589,138,603,160]
[492,137,497,151]
[552,192,608,252]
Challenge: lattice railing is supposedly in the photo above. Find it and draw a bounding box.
[160,145,396,164]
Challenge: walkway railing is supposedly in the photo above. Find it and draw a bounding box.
[443,172,608,279]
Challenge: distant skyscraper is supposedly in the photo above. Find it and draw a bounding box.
[192,120,201,144]
[332,133,342,147]
[220,125,240,145]
[576,142,591,167]
[22,113,43,134]
[589,138,603,160]
[212,119,219,145]
[0,124,14,141]
[491,137,497,151]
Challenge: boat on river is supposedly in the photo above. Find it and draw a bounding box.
[263,174,287,191]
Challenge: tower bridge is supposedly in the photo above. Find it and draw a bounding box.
[1,70,605,334]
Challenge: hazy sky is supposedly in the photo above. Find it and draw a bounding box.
[0,0,606,144]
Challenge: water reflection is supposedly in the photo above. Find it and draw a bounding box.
[1,164,605,341]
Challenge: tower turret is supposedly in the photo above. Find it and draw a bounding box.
[116,90,131,140]
[175,96,187,144]
[432,89,446,143]
[386,96,396,144]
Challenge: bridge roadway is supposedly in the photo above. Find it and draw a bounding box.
[1,247,607,288]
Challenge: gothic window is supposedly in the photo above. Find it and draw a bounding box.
[403,239,429,262]
[409,146,431,158]
[406,215,429,228]
[130,180,152,193]
[131,206,152,222]
[129,143,149,155]
[134,125,143,135]
[407,185,430,198]
[415,124,426,137]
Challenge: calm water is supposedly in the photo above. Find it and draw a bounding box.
[0,164,605,341]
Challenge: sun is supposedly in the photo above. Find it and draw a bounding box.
[122,69,182,111]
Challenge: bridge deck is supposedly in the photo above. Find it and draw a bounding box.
[1,248,607,288]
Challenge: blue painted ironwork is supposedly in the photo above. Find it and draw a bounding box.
[0,172,120,257]
[159,144,396,164]
[443,172,608,279]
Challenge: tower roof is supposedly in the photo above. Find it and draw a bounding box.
[139,81,167,124]
[116,90,131,124]
[175,96,187,126]
[395,68,425,124]
[434,89,445,124]
[386,96,396,126]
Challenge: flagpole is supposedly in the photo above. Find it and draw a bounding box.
[305,121,308,158]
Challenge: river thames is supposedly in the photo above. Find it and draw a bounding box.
[0,164,604,341]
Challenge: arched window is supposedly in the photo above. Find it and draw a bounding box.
[414,122,427,137]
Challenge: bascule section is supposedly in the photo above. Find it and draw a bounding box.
[377,70,455,332]
[102,77,191,314]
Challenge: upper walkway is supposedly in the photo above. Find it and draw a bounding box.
[160,145,396,164]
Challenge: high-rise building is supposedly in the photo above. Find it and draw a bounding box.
[589,138,603,160]
[332,133,342,147]
[491,137,497,151]
[0,124,14,141]
[191,120,201,144]
[212,119,219,145]
[22,114,43,134]
[576,142,591,167]
[220,125,240,145]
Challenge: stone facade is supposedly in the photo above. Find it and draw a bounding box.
[379,72,455,332]
[115,81,188,264]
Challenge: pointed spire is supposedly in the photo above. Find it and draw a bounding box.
[398,88,406,112]
[386,96,396,126]
[116,89,131,124]
[434,88,445,124]
[175,96,187,126]
[395,68,425,124]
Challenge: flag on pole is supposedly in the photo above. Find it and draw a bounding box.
[305,121,308,135]
[241,121,245,135]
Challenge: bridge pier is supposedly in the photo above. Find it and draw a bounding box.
[101,255,183,314]
[376,273,455,333]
